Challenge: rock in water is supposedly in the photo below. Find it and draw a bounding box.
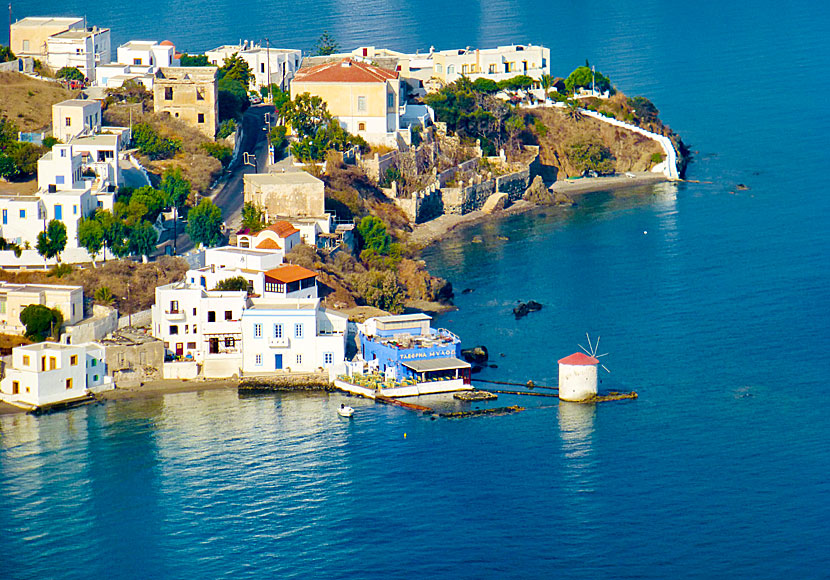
[513,302,530,319]
[526,300,543,311]
[553,190,575,205]
[461,345,489,364]
[523,175,553,204]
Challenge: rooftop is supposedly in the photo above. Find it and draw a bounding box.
[261,221,300,238]
[403,357,471,373]
[210,246,274,257]
[71,134,120,147]
[244,172,323,186]
[558,352,600,366]
[294,58,398,84]
[375,313,431,324]
[52,28,108,40]
[54,98,100,109]
[264,264,318,284]
[247,298,319,311]
[12,16,83,28]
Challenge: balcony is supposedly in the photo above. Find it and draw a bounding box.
[165,309,186,320]
[269,337,290,348]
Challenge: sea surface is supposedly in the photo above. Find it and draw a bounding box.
[3,1,830,578]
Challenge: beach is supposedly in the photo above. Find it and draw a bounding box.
[409,172,668,247]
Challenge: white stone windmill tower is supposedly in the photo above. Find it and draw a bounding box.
[558,334,610,402]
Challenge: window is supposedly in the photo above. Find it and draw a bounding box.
[358,122,366,131]
[209,337,219,354]
[274,323,283,338]
[324,352,333,365]
[260,63,265,73]
[93,375,99,381]
[73,205,78,215]
[196,88,205,101]
[66,378,73,390]
[254,323,262,338]
[208,311,216,322]
[387,93,395,108]
[265,282,286,293]
[49,357,56,370]
[294,323,303,338]
[357,96,367,112]
[169,325,179,335]
[489,64,497,74]
[60,148,67,157]
[12,381,19,395]
[197,113,205,124]
[165,87,173,100]
[55,205,62,220]
[70,355,78,366]
[133,58,142,65]
[170,300,178,313]
[225,337,235,348]
[187,342,196,349]
[193,308,197,315]
[91,359,97,367]
[65,117,71,127]
[19,209,25,219]
[225,310,232,321]
[56,175,65,185]
[184,325,189,333]
[447,65,455,74]
[436,64,442,73]
[462,64,469,74]
[296,354,302,365]
[22,355,29,366]
[255,353,262,366]
[22,40,29,51]
[1,210,5,225]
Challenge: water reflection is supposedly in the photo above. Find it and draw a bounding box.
[558,402,596,494]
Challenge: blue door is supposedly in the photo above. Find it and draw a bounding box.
[274,354,283,369]
[55,204,62,220]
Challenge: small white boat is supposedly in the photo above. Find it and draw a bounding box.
[337,404,354,418]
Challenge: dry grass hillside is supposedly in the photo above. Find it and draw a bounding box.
[0,257,189,315]
[529,107,664,179]
[0,72,76,132]
[104,103,223,195]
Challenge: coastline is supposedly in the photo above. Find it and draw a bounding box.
[409,172,669,248]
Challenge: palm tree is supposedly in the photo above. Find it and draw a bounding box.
[565,99,583,121]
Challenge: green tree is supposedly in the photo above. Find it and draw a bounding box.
[565,99,583,121]
[268,125,288,153]
[217,119,237,139]
[260,86,290,110]
[161,168,190,253]
[186,199,223,248]
[56,66,84,81]
[0,45,16,63]
[0,116,18,146]
[179,54,210,66]
[0,142,47,180]
[357,216,391,255]
[505,114,525,150]
[95,209,126,260]
[564,65,613,95]
[472,77,499,94]
[218,53,253,86]
[351,269,405,313]
[213,276,249,291]
[282,93,331,139]
[200,142,233,167]
[36,219,68,262]
[241,202,265,232]
[129,220,158,261]
[20,304,63,341]
[218,77,250,122]
[131,122,180,159]
[77,217,104,265]
[315,31,338,56]
[130,185,165,221]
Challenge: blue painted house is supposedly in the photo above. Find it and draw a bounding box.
[359,313,470,383]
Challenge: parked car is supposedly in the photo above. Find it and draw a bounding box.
[249,93,262,105]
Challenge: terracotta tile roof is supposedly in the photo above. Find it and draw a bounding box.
[263,221,300,238]
[558,352,599,366]
[294,58,398,84]
[264,264,318,284]
[256,238,281,250]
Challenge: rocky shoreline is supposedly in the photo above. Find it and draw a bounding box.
[409,172,669,248]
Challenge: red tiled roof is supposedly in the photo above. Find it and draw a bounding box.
[256,238,281,250]
[264,264,318,284]
[558,352,599,366]
[294,58,398,84]
[262,221,299,238]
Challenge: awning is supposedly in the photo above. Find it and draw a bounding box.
[402,357,471,373]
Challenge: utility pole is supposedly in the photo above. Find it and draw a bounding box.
[265,37,272,105]
[8,3,12,49]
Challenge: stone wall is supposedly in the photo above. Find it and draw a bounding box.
[496,167,532,202]
[64,305,118,345]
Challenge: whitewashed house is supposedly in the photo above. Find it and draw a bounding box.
[45,26,111,81]
[241,298,347,374]
[96,40,179,88]
[206,43,301,90]
[52,99,102,143]
[236,221,301,259]
[0,282,84,335]
[0,342,106,408]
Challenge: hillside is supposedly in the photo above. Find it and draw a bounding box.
[0,72,77,132]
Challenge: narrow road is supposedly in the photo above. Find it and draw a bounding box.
[163,104,273,255]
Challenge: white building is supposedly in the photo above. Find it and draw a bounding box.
[151,282,248,366]
[186,246,284,295]
[236,220,302,259]
[206,43,302,90]
[0,342,106,408]
[95,40,179,88]
[431,44,550,85]
[0,281,84,334]
[45,26,111,81]
[10,16,84,60]
[52,99,102,143]
[241,298,347,374]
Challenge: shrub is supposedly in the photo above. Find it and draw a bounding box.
[94,286,114,304]
[180,54,210,67]
[200,142,233,167]
[56,66,84,81]
[269,125,287,152]
[20,304,63,341]
[47,263,73,278]
[651,152,665,164]
[350,269,405,313]
[566,137,616,175]
[217,119,237,139]
[213,276,249,291]
[131,122,180,159]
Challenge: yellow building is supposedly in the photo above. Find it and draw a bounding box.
[153,67,219,138]
[10,16,84,59]
[431,44,550,85]
[290,58,401,146]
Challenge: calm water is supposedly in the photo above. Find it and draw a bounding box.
[3,1,830,578]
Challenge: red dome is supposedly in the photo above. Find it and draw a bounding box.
[160,40,175,46]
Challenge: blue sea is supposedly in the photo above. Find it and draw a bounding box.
[3,1,830,578]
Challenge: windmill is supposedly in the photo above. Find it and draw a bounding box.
[578,333,610,374]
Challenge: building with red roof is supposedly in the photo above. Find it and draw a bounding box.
[291,58,403,146]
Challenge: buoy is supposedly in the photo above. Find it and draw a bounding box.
[404,433,407,439]
[643,230,648,234]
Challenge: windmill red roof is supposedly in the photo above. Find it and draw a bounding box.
[558,352,600,366]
